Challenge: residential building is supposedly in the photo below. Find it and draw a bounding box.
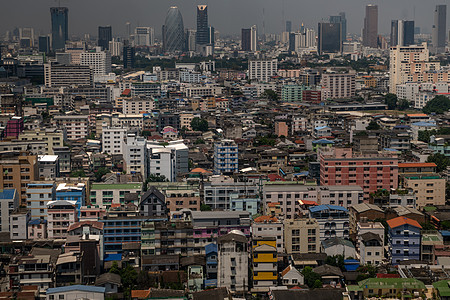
[44,63,93,87]
[147,141,189,181]
[4,117,24,139]
[319,148,399,200]
[205,243,218,287]
[123,97,155,114]
[321,71,356,100]
[17,129,65,155]
[38,155,60,179]
[217,230,248,293]
[281,265,304,287]
[46,285,106,300]
[321,237,356,258]
[0,189,19,233]
[359,232,384,265]
[252,216,284,253]
[89,183,142,209]
[102,126,127,155]
[402,174,445,208]
[10,209,30,240]
[214,140,238,174]
[47,200,78,239]
[123,134,148,177]
[8,255,53,296]
[53,147,71,175]
[348,203,384,237]
[139,187,168,217]
[55,182,86,216]
[387,216,421,264]
[252,238,277,292]
[164,188,200,213]
[248,59,278,82]
[54,115,89,140]
[80,47,111,75]
[284,218,320,254]
[0,152,38,204]
[309,205,349,241]
[353,278,425,299]
[26,181,56,219]
[421,231,443,264]
[28,219,47,239]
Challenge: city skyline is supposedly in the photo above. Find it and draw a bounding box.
[1,0,449,38]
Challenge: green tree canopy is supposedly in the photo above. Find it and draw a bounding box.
[262,89,279,102]
[94,167,110,182]
[366,120,381,130]
[426,153,450,172]
[385,93,398,110]
[191,117,209,132]
[71,169,86,177]
[423,95,450,114]
[301,266,322,288]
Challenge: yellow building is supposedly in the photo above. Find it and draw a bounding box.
[284,218,320,254]
[17,129,65,155]
[403,174,446,208]
[252,238,277,292]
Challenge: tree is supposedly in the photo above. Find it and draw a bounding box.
[423,95,450,114]
[366,120,380,130]
[397,98,410,110]
[191,117,209,132]
[94,167,110,182]
[201,204,212,211]
[262,89,279,102]
[71,169,86,177]
[384,93,398,110]
[301,266,322,288]
[121,265,138,298]
[426,153,450,172]
[325,255,345,271]
[418,130,437,143]
[109,261,120,275]
[194,138,206,144]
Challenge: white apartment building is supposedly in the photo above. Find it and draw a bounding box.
[0,189,19,233]
[54,115,89,140]
[44,64,93,87]
[109,38,123,57]
[123,134,148,177]
[134,27,154,46]
[218,231,248,293]
[389,42,439,93]
[321,71,356,100]
[10,210,30,240]
[252,217,284,253]
[180,70,202,83]
[147,140,189,181]
[396,82,450,107]
[111,113,144,130]
[102,126,127,154]
[80,47,112,75]
[248,59,278,82]
[122,97,155,114]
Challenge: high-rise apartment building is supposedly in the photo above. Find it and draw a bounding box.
[248,59,278,82]
[214,140,239,175]
[123,134,148,177]
[284,218,320,254]
[134,27,154,47]
[80,47,112,75]
[102,126,127,155]
[123,41,135,69]
[391,20,415,46]
[432,5,447,54]
[362,5,378,48]
[389,43,439,93]
[109,38,123,57]
[98,26,112,50]
[44,64,93,87]
[321,71,355,99]
[241,26,257,51]
[162,6,185,53]
[196,5,209,45]
[50,7,69,51]
[318,22,342,54]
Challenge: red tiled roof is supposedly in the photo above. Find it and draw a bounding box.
[68,221,104,232]
[281,265,292,277]
[299,200,318,206]
[254,215,279,223]
[268,174,285,182]
[122,89,131,96]
[399,162,436,168]
[387,217,422,229]
[131,290,151,299]
[190,168,211,174]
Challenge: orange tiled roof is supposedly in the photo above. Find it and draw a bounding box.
[387,216,422,229]
[407,113,428,117]
[398,162,436,168]
[131,290,151,299]
[190,168,211,174]
[281,265,292,277]
[254,215,279,223]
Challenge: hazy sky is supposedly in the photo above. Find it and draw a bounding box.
[1,0,449,37]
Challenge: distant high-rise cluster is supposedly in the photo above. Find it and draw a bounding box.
[390,20,414,47]
[362,4,378,48]
[432,4,447,54]
[50,7,69,51]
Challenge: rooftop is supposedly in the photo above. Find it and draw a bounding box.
[91,183,142,190]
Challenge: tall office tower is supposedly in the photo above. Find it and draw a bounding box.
[362,5,378,48]
[134,27,154,46]
[242,28,251,51]
[50,7,69,51]
[318,22,342,54]
[390,20,415,46]
[286,20,292,32]
[123,41,135,69]
[339,12,347,39]
[250,25,257,51]
[98,26,112,50]
[162,6,185,53]
[125,22,131,38]
[80,47,112,75]
[196,5,209,45]
[330,14,346,42]
[39,36,51,53]
[185,29,196,51]
[19,28,34,47]
[109,38,123,57]
[432,5,447,54]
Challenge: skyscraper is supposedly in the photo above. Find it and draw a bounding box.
[50,7,69,51]
[318,22,342,54]
[390,20,415,46]
[286,21,292,33]
[362,5,378,48]
[196,5,209,45]
[39,36,51,53]
[339,12,347,40]
[162,6,185,53]
[134,27,154,46]
[98,26,112,50]
[185,29,196,51]
[432,5,447,54]
[123,41,135,69]
[241,26,257,52]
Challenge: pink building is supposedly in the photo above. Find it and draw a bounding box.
[79,206,106,221]
[275,121,289,137]
[28,219,47,240]
[4,117,24,139]
[47,200,78,239]
[319,148,399,200]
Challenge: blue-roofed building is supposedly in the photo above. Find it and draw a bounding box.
[312,139,335,151]
[46,285,106,299]
[411,121,437,141]
[0,189,19,233]
[56,182,86,217]
[205,243,218,287]
[314,126,331,138]
[28,219,47,239]
[309,205,349,241]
